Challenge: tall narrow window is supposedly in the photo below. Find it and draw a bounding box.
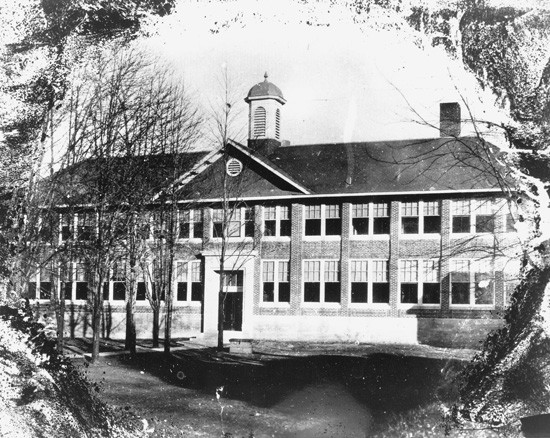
[422,260,440,304]
[352,203,369,235]
[176,262,188,301]
[474,259,493,305]
[423,201,441,233]
[77,212,95,241]
[262,261,275,302]
[452,200,470,233]
[190,261,202,301]
[373,203,390,234]
[275,108,281,140]
[280,206,291,236]
[324,261,340,302]
[244,207,255,237]
[451,260,470,304]
[400,260,418,303]
[474,200,495,233]
[111,262,126,301]
[61,214,72,241]
[264,207,276,237]
[372,260,389,303]
[75,261,89,300]
[278,261,290,302]
[304,261,321,302]
[39,265,52,300]
[253,106,266,137]
[305,206,322,236]
[401,202,419,234]
[325,205,341,236]
[350,260,368,303]
[212,209,224,238]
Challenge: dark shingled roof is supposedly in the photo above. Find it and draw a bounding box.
[265,137,505,195]
[49,152,209,205]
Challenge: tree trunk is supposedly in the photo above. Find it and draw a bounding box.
[164,297,172,355]
[91,277,102,362]
[217,258,225,351]
[50,271,64,353]
[152,306,160,348]
[125,278,136,357]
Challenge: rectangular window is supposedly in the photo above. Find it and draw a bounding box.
[303,260,321,302]
[262,261,290,303]
[351,203,369,235]
[372,260,389,303]
[451,260,470,304]
[39,266,52,300]
[61,214,72,241]
[422,260,440,304]
[305,206,322,236]
[324,261,340,302]
[264,207,277,237]
[452,200,470,233]
[325,205,341,236]
[452,199,495,234]
[179,210,204,239]
[263,206,291,237]
[77,212,95,241]
[244,207,255,237]
[350,260,368,303]
[401,202,419,234]
[473,259,493,305]
[212,209,224,238]
[474,200,495,233]
[303,260,340,303]
[423,201,441,233]
[227,209,241,237]
[176,261,202,302]
[400,260,418,303]
[75,262,89,300]
[373,203,390,234]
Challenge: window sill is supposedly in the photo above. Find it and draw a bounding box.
[210,237,255,242]
[350,235,390,240]
[397,303,441,309]
[174,301,202,306]
[348,303,390,309]
[399,234,440,239]
[177,238,203,243]
[259,302,290,308]
[449,304,495,309]
[302,235,341,241]
[262,236,291,241]
[301,302,341,308]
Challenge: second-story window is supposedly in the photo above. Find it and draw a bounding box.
[179,209,203,239]
[212,207,254,238]
[263,206,291,237]
[304,205,341,236]
[452,199,495,234]
[351,204,369,235]
[77,212,96,241]
[401,202,419,234]
[61,214,72,241]
[373,203,390,234]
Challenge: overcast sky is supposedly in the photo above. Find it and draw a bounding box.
[144,1,509,147]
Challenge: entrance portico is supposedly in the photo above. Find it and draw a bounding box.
[201,252,257,345]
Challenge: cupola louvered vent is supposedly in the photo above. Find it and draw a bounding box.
[275,108,281,140]
[226,158,243,177]
[253,106,266,137]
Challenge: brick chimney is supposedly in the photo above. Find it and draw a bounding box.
[440,102,461,137]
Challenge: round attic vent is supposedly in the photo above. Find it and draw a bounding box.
[226,158,243,176]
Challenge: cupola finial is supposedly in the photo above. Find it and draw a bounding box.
[264,71,268,81]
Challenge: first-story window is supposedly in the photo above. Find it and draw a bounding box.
[372,260,389,303]
[350,260,368,303]
[102,262,126,301]
[59,261,88,301]
[450,259,494,305]
[176,261,202,302]
[28,265,54,300]
[303,260,340,303]
[262,260,290,303]
[399,259,440,305]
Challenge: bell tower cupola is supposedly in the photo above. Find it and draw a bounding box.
[245,73,286,153]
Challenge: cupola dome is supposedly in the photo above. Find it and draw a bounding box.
[245,72,286,104]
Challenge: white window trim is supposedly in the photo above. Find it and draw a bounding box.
[260,259,291,307]
[451,199,496,236]
[301,259,341,307]
[348,259,391,308]
[399,201,441,239]
[262,206,291,240]
[397,259,441,308]
[303,204,341,240]
[449,258,495,308]
[174,260,202,306]
[349,202,390,240]
[177,209,203,241]
[210,206,255,241]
